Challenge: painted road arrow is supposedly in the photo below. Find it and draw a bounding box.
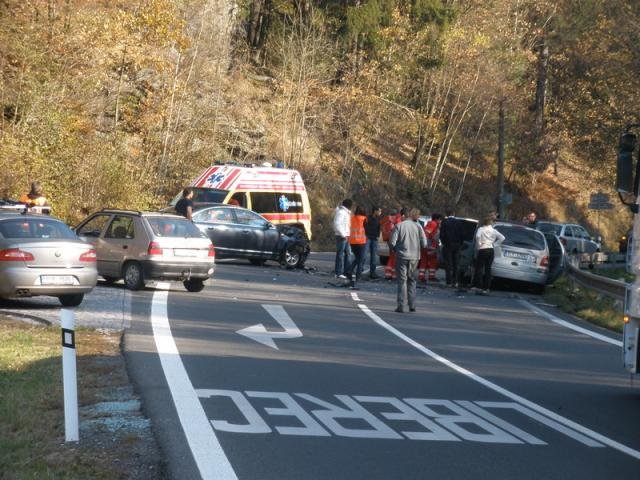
[236,304,302,350]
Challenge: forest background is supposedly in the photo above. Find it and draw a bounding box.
[1,0,639,248]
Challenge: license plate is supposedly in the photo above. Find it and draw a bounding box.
[41,275,75,285]
[174,249,199,257]
[503,251,532,262]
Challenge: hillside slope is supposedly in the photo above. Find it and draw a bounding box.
[0,1,637,248]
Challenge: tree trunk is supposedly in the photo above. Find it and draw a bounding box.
[534,42,548,138]
[496,100,506,219]
[248,0,272,61]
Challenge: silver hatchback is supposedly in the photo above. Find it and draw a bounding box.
[491,223,550,289]
[0,212,98,306]
[76,210,215,291]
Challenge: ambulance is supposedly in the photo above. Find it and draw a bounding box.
[173,163,312,240]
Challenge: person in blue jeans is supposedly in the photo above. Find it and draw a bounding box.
[333,198,353,278]
[364,206,382,279]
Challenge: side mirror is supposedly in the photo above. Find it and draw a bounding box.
[264,222,275,230]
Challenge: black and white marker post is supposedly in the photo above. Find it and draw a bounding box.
[61,309,79,442]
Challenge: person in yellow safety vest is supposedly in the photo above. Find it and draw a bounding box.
[19,182,48,211]
[347,205,367,287]
[384,208,407,280]
[419,213,442,282]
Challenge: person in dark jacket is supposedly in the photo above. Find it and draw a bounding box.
[364,206,382,279]
[439,208,465,287]
[175,188,195,221]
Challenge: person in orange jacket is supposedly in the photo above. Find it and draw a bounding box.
[384,208,406,279]
[19,182,49,212]
[347,205,367,287]
[419,213,442,282]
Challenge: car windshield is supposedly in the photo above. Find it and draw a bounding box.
[0,218,77,239]
[169,188,228,205]
[495,225,546,251]
[537,223,561,235]
[147,217,205,238]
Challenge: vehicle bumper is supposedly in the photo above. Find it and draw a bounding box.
[492,264,547,285]
[0,268,98,297]
[142,260,215,281]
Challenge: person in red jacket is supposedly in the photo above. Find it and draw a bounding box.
[347,205,367,287]
[419,213,442,282]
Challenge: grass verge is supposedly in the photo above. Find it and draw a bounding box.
[0,316,164,479]
[543,276,624,333]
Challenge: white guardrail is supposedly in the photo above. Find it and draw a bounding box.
[565,253,626,301]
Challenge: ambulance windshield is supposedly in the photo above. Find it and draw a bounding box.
[169,188,228,205]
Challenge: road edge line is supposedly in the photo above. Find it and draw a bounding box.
[151,283,237,480]
[519,299,622,347]
[357,303,640,461]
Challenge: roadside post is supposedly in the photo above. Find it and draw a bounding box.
[61,309,79,442]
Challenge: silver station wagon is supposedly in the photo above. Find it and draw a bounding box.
[76,209,215,291]
[0,212,98,306]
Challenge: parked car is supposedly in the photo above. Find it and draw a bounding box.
[184,203,310,268]
[460,222,563,292]
[536,221,600,254]
[75,209,215,291]
[0,212,98,306]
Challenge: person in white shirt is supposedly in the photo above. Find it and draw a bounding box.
[473,214,505,294]
[333,198,353,278]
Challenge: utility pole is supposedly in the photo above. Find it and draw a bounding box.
[496,100,506,219]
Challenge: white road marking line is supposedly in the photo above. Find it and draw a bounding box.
[151,283,237,480]
[357,303,640,460]
[351,292,361,301]
[519,299,622,347]
[236,304,302,350]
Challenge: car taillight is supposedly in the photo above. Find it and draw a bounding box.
[148,241,163,256]
[0,248,35,261]
[208,243,215,257]
[540,255,549,267]
[79,249,97,262]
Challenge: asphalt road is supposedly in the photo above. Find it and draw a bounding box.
[124,253,640,480]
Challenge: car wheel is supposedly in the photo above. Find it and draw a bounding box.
[123,261,145,290]
[249,258,266,266]
[58,293,84,307]
[183,278,205,292]
[101,276,118,284]
[284,248,302,269]
[379,255,388,266]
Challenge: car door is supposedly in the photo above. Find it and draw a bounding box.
[575,225,597,253]
[234,208,280,259]
[76,213,113,275]
[544,233,565,283]
[101,215,137,276]
[562,225,578,253]
[192,207,241,257]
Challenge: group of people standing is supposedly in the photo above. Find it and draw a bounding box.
[333,199,511,311]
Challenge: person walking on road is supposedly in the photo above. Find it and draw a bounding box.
[390,208,427,313]
[175,187,195,221]
[440,208,465,287]
[473,214,505,295]
[347,205,367,287]
[333,198,353,279]
[364,206,382,279]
